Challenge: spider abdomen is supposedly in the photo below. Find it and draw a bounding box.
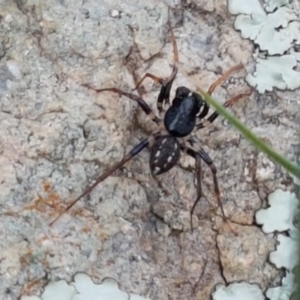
[149,136,181,175]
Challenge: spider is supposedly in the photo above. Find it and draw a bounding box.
[49,22,251,229]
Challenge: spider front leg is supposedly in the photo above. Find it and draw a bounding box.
[134,21,179,115]
[196,91,252,129]
[134,67,177,116]
[49,137,152,226]
[207,64,244,95]
[196,63,252,129]
[82,86,161,125]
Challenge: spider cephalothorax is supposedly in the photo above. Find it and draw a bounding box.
[164,87,204,137]
[49,21,251,229]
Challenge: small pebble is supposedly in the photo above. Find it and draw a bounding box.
[110,10,120,18]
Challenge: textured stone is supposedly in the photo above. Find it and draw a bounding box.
[0,0,298,300]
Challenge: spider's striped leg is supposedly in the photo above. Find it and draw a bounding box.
[134,21,179,115]
[196,91,252,130]
[82,86,161,125]
[49,137,151,226]
[184,147,238,235]
[134,67,177,116]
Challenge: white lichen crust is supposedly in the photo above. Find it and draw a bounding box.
[255,188,299,299]
[269,234,298,270]
[255,189,298,233]
[20,273,150,300]
[212,282,264,300]
[228,0,300,92]
[228,0,300,55]
[266,271,295,300]
[246,55,300,93]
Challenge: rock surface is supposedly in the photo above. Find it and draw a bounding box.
[0,0,298,299]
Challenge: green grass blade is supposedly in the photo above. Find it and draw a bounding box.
[198,88,300,180]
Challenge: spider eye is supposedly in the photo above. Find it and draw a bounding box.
[149,136,181,175]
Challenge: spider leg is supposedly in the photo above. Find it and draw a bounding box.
[49,137,151,226]
[134,21,179,115]
[185,147,237,235]
[207,64,244,95]
[134,67,177,116]
[196,91,252,129]
[197,149,224,219]
[156,66,177,114]
[82,86,161,125]
[134,73,164,90]
[185,148,202,232]
[195,64,246,125]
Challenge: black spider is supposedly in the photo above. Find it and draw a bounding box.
[49,22,251,228]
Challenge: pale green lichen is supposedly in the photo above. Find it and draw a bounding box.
[20,274,150,300]
[228,0,300,93]
[266,271,295,300]
[255,189,298,233]
[212,282,264,300]
[264,0,290,12]
[269,234,298,270]
[255,188,298,299]
[229,1,299,55]
[246,54,300,93]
